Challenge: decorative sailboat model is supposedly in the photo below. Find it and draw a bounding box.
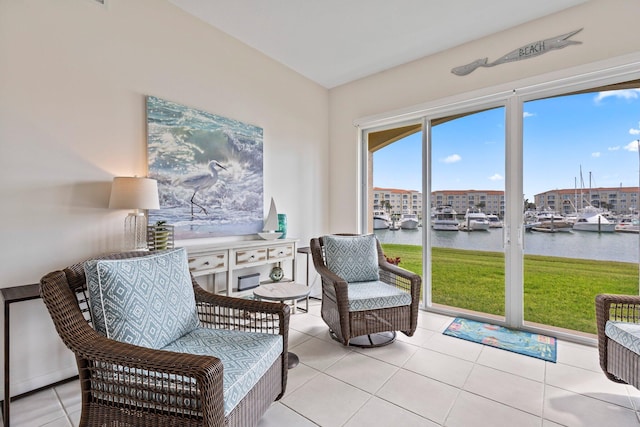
[258,198,283,240]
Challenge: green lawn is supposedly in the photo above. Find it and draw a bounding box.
[381,243,639,335]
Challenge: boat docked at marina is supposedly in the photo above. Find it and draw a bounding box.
[529,211,573,233]
[458,208,490,231]
[486,214,503,228]
[615,217,640,233]
[571,206,616,233]
[432,205,459,231]
[400,214,420,230]
[373,211,391,230]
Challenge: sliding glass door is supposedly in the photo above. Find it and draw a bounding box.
[522,89,640,335]
[366,122,424,294]
[429,107,506,320]
[361,69,640,342]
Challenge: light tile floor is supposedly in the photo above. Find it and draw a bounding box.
[8,299,640,427]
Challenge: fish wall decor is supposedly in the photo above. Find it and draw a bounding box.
[451,28,583,76]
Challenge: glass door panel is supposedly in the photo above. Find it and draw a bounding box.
[369,127,423,290]
[523,90,640,335]
[430,107,506,319]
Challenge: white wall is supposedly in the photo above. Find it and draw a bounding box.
[0,0,329,396]
[328,0,640,233]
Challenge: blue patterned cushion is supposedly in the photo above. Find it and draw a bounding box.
[605,321,640,355]
[84,258,107,334]
[162,327,283,415]
[85,248,200,349]
[324,234,379,282]
[347,281,412,312]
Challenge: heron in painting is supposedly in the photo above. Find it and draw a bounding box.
[178,160,227,217]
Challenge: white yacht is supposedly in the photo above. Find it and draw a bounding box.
[432,205,459,231]
[530,211,573,233]
[400,213,419,230]
[486,214,503,228]
[572,206,616,232]
[458,208,490,231]
[615,217,640,233]
[373,210,391,229]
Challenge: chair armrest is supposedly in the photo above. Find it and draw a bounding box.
[192,277,290,336]
[100,337,225,425]
[309,261,348,302]
[596,293,640,331]
[595,294,640,380]
[56,321,225,424]
[191,277,290,398]
[379,262,421,298]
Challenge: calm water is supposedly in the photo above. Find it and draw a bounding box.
[375,227,640,263]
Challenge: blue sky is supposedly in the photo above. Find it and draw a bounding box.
[373,88,640,201]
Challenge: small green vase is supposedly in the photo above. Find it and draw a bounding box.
[277,214,287,239]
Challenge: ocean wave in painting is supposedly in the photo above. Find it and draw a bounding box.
[146,96,263,239]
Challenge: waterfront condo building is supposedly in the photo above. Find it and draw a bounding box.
[373,187,423,217]
[534,186,639,215]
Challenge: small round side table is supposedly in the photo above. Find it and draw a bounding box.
[253,283,310,314]
[253,282,310,368]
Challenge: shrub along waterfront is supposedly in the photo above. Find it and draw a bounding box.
[381,243,638,335]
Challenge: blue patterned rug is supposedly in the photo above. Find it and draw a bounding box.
[443,317,557,362]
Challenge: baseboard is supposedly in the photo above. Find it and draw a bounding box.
[4,366,78,400]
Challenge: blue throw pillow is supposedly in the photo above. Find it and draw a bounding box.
[85,248,199,349]
[323,234,380,283]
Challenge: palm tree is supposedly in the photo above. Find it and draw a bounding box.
[381,200,392,214]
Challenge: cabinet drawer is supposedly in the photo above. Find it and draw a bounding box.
[268,244,294,260]
[188,252,227,274]
[235,248,267,266]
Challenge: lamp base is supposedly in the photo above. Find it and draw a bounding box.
[125,212,148,250]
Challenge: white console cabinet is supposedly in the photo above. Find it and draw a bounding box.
[183,238,298,297]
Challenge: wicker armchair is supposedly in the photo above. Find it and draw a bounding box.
[595,293,640,389]
[310,234,421,347]
[40,250,289,427]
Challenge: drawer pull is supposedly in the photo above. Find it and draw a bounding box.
[204,261,210,266]
[278,251,284,255]
[249,255,255,260]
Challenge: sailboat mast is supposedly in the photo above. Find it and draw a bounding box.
[589,171,593,204]
[579,165,584,210]
[574,177,578,214]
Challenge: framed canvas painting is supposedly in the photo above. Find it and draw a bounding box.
[146,96,264,239]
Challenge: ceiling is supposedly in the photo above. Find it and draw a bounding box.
[169,0,589,89]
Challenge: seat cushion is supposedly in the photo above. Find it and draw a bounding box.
[347,280,412,312]
[605,320,640,355]
[85,248,199,349]
[324,234,379,283]
[162,327,283,415]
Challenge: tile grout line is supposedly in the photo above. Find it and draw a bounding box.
[51,387,73,427]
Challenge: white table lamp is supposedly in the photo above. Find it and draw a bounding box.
[109,177,160,250]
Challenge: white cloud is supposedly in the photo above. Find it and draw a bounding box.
[624,140,640,152]
[442,154,461,164]
[523,112,535,118]
[594,89,640,103]
[488,173,503,181]
[592,152,601,158]
[608,146,620,151]
[630,128,640,135]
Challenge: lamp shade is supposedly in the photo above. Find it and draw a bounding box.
[109,177,160,210]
